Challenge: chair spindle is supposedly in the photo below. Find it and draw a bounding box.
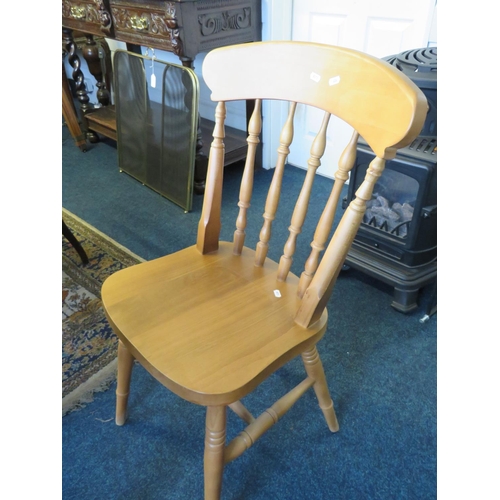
[197,102,226,255]
[229,400,255,424]
[255,102,297,266]
[297,131,360,297]
[233,99,262,255]
[277,111,331,281]
[295,156,387,328]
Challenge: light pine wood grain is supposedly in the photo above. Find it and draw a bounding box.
[102,41,428,499]
[277,111,331,282]
[233,99,262,255]
[103,243,328,406]
[255,101,297,267]
[203,42,427,159]
[115,340,134,426]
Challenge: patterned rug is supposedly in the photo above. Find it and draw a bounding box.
[62,209,144,415]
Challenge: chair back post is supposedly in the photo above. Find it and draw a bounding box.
[197,101,226,254]
[294,156,386,328]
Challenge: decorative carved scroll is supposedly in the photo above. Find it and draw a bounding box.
[62,1,72,18]
[112,8,144,31]
[111,2,183,56]
[198,8,251,36]
[62,1,112,35]
[95,0,113,36]
[70,5,86,19]
[162,3,183,56]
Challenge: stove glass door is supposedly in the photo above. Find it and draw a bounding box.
[360,168,419,239]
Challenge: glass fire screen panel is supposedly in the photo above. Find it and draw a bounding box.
[114,50,199,211]
[358,167,419,239]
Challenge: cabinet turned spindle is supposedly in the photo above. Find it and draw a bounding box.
[63,28,92,126]
[82,34,110,108]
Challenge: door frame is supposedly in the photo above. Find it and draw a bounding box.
[261,1,293,170]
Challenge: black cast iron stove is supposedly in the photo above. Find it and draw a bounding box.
[342,47,437,313]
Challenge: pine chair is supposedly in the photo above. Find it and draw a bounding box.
[101,41,428,499]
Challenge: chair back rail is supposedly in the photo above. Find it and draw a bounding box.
[203,42,427,158]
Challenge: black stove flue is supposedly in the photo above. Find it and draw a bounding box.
[342,47,437,313]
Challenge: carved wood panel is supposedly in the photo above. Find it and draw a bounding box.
[193,0,258,55]
[62,0,113,36]
[110,2,181,55]
[63,0,261,60]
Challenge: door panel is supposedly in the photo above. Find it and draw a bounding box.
[288,0,436,178]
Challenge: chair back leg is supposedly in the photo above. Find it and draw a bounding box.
[302,346,339,432]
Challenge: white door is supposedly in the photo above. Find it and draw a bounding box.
[264,0,436,178]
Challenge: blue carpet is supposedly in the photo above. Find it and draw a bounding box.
[62,124,436,499]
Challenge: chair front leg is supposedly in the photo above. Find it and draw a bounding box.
[204,405,227,500]
[115,340,134,426]
[302,346,339,432]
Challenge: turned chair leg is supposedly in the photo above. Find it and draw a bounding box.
[204,406,227,500]
[302,346,339,432]
[116,340,134,426]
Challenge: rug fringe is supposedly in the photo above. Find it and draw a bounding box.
[62,208,145,262]
[62,358,118,417]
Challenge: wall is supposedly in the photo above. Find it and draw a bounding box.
[427,3,437,47]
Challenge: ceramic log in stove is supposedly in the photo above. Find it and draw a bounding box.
[342,47,437,313]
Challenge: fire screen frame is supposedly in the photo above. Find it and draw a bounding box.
[114,49,200,212]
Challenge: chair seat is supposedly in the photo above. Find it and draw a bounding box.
[102,242,328,405]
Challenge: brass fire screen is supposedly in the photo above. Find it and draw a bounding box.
[114,50,199,212]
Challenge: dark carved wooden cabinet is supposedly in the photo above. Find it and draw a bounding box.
[62,0,262,190]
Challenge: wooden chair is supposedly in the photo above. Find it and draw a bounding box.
[101,41,428,499]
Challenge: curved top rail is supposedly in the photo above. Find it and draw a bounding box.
[203,41,428,159]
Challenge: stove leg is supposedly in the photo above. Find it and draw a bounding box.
[419,281,437,323]
[391,287,419,314]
